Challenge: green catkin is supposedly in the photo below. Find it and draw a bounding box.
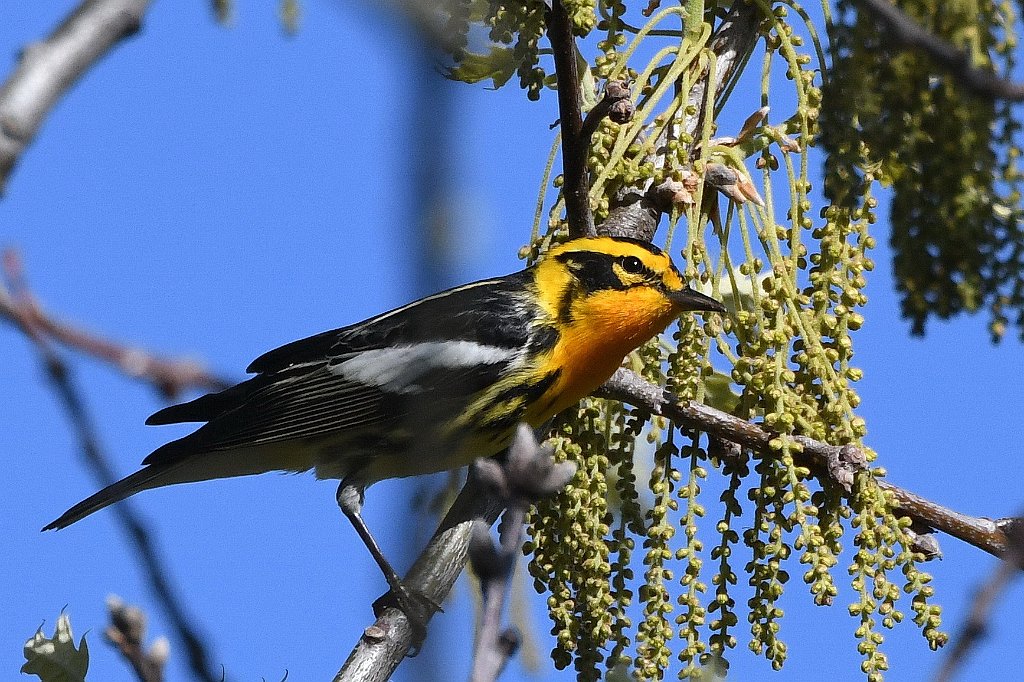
[668,317,711,678]
[472,1,954,678]
[705,453,745,674]
[606,404,643,672]
[822,0,1024,340]
[526,401,615,680]
[635,432,679,680]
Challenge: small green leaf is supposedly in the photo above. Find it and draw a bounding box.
[577,46,598,111]
[22,613,89,682]
[447,47,518,89]
[703,370,741,413]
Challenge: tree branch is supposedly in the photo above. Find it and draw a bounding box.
[0,0,152,192]
[546,0,595,238]
[333,475,505,682]
[331,364,1024,680]
[1,249,231,398]
[852,0,1024,101]
[2,259,224,682]
[934,517,1024,682]
[597,368,1024,562]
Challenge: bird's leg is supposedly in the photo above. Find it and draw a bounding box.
[336,481,439,646]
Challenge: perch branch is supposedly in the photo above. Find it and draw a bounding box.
[333,475,506,682]
[597,368,1024,562]
[0,0,153,191]
[853,0,1024,101]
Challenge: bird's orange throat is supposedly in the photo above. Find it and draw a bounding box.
[537,287,678,420]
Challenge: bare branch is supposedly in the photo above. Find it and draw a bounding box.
[468,425,576,682]
[333,475,506,682]
[1,249,232,398]
[105,596,169,682]
[934,518,1024,682]
[597,368,1024,562]
[2,259,224,682]
[853,0,1024,101]
[579,80,634,145]
[468,518,521,682]
[0,0,153,192]
[546,0,595,238]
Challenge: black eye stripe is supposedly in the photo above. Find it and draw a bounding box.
[553,250,665,297]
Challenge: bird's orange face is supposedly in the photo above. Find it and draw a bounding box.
[528,237,725,420]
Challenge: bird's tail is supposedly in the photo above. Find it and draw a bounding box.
[43,465,177,530]
[44,443,314,531]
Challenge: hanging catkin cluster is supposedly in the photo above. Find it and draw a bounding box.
[822,0,1024,341]
[439,1,975,679]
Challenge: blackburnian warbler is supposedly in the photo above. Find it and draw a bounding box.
[46,236,724,618]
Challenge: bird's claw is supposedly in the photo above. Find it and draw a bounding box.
[371,584,443,654]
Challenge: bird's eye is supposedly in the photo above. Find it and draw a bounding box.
[621,256,645,274]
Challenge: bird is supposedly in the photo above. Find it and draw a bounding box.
[46,235,725,623]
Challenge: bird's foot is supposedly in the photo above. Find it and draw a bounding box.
[372,584,443,654]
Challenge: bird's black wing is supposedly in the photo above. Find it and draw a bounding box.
[144,357,510,466]
[143,365,379,464]
[142,271,538,463]
[245,270,535,374]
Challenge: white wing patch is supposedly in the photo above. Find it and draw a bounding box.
[332,341,517,394]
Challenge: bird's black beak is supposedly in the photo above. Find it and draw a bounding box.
[668,286,728,313]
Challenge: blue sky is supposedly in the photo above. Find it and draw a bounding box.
[2,2,1023,681]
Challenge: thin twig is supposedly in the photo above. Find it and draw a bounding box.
[2,263,223,682]
[579,80,635,152]
[934,518,1024,682]
[468,516,522,682]
[546,0,595,238]
[597,368,1024,562]
[105,596,169,682]
[0,0,153,191]
[1,249,231,398]
[468,425,576,682]
[853,0,1024,101]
